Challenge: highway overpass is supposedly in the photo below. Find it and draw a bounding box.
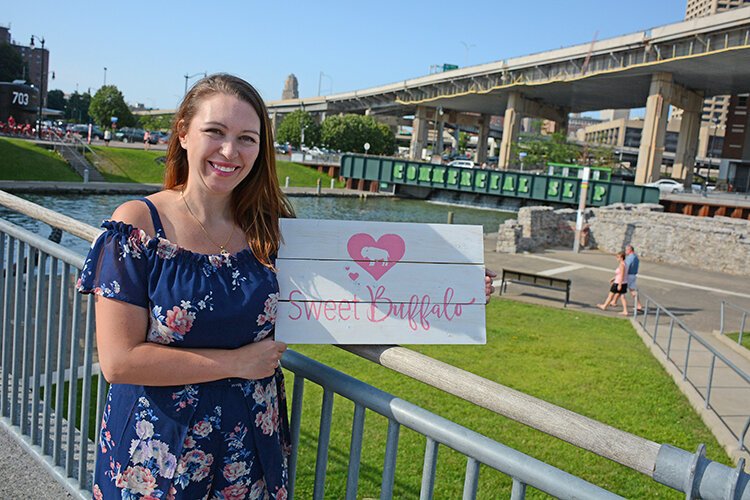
[267,7,750,185]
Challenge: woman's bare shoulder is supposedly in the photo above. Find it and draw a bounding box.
[110,199,154,235]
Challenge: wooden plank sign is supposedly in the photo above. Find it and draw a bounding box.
[275,219,486,344]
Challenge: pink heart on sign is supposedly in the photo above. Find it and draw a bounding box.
[347,233,406,281]
[348,272,359,281]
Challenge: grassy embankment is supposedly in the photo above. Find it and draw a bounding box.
[86,146,344,187]
[53,300,730,498]
[0,137,82,181]
[726,332,750,350]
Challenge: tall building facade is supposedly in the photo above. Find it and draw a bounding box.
[281,74,299,100]
[0,26,50,106]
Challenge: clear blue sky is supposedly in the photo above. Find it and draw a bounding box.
[4,0,687,110]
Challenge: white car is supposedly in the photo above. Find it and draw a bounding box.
[447,160,475,168]
[644,178,685,194]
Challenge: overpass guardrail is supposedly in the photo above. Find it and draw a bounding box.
[0,190,748,499]
[341,154,660,207]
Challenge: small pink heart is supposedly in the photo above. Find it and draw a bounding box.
[348,272,359,281]
[345,266,350,270]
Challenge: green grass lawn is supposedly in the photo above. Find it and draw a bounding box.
[88,146,165,183]
[726,332,750,350]
[286,299,731,499]
[0,137,82,181]
[87,146,343,187]
[49,299,729,498]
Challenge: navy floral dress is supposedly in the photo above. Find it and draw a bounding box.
[77,199,290,500]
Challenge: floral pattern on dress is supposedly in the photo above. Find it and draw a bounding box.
[147,293,213,345]
[102,396,178,499]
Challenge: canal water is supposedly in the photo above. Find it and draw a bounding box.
[0,194,514,256]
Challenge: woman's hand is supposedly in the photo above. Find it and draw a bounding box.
[485,268,497,304]
[235,338,288,380]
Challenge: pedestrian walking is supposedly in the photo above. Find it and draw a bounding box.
[597,251,629,315]
[625,244,643,312]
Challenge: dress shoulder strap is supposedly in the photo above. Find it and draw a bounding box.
[140,198,166,238]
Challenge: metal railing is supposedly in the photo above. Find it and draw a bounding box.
[1,190,749,499]
[721,301,749,349]
[634,293,750,456]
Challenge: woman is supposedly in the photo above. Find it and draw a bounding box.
[597,251,628,315]
[78,74,293,499]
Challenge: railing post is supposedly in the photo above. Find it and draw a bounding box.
[666,317,675,358]
[345,404,366,500]
[0,235,11,419]
[739,312,747,346]
[652,307,661,344]
[420,438,439,500]
[705,355,717,409]
[683,336,692,381]
[511,478,528,500]
[719,301,725,336]
[462,457,480,500]
[287,375,305,500]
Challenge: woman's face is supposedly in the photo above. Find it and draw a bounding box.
[179,92,261,195]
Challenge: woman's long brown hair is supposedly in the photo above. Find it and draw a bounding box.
[163,74,294,267]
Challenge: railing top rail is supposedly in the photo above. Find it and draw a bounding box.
[641,293,750,384]
[722,300,750,316]
[0,190,102,243]
[0,217,85,268]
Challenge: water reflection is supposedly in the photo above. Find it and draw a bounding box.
[0,193,513,256]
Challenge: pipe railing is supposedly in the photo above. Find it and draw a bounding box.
[635,292,750,455]
[721,301,749,348]
[1,189,749,499]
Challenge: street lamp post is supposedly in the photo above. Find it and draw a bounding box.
[184,71,207,95]
[29,35,45,139]
[318,71,332,96]
[103,67,107,86]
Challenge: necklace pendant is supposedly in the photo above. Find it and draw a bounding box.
[220,247,230,257]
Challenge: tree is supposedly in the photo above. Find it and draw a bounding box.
[88,85,135,128]
[138,114,173,131]
[46,89,66,111]
[276,110,319,148]
[0,43,23,82]
[320,114,395,155]
[512,132,579,168]
[65,91,92,122]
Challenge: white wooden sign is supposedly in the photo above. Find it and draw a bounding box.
[275,219,486,344]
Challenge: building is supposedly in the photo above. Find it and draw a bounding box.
[580,117,724,158]
[0,26,49,107]
[281,74,299,100]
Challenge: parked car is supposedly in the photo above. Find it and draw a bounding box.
[644,178,685,194]
[447,159,475,168]
[69,124,104,140]
[115,127,151,143]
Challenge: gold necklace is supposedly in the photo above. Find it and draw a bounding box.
[180,191,235,255]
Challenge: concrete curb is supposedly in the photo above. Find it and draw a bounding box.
[630,318,750,466]
[712,329,750,362]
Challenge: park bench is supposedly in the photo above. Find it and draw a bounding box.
[500,269,571,307]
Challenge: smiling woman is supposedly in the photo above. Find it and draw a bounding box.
[76,74,295,499]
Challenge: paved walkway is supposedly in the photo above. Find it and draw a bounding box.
[2,238,748,496]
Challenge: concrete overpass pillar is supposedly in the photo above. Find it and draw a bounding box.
[672,90,704,187]
[410,106,428,160]
[636,73,672,184]
[271,111,279,136]
[475,114,490,164]
[499,92,522,169]
[436,119,445,155]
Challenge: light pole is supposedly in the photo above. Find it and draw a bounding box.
[29,35,46,138]
[460,41,476,67]
[103,67,107,86]
[707,117,720,182]
[318,71,332,96]
[184,71,207,95]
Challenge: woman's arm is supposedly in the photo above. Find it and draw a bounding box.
[95,296,286,385]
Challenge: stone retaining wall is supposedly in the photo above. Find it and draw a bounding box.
[496,205,750,276]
